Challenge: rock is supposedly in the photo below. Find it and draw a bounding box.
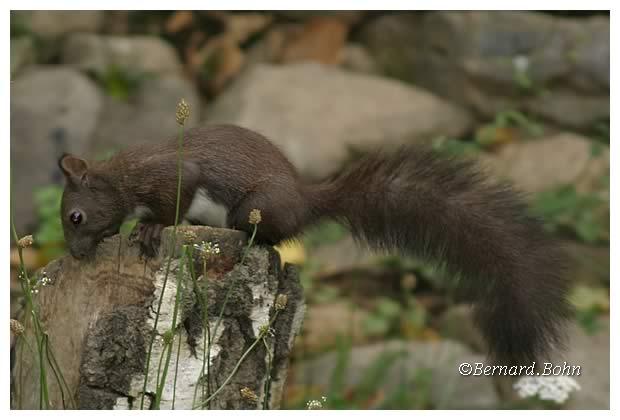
[11,67,104,235]
[12,10,103,40]
[10,37,35,77]
[62,34,182,77]
[244,24,300,67]
[437,304,486,353]
[294,339,500,409]
[279,17,349,65]
[245,19,349,68]
[187,35,246,95]
[480,132,609,194]
[205,63,474,178]
[89,75,201,155]
[164,10,195,34]
[360,11,609,129]
[184,12,273,95]
[559,318,609,409]
[221,12,273,44]
[300,301,371,354]
[340,43,379,74]
[307,234,378,276]
[275,11,364,25]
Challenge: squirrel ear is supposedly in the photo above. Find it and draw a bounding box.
[58,154,89,185]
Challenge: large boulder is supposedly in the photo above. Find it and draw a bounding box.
[560,318,609,409]
[88,75,201,155]
[360,11,609,130]
[11,10,103,40]
[62,34,183,77]
[205,63,473,178]
[10,67,104,235]
[10,37,35,77]
[293,339,500,409]
[480,132,609,194]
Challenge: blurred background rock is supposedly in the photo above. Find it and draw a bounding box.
[10,10,609,409]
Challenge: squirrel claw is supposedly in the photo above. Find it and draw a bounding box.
[129,223,164,259]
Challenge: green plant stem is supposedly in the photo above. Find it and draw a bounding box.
[140,123,185,409]
[44,335,75,409]
[262,338,273,410]
[188,249,213,409]
[43,336,66,408]
[171,327,182,410]
[153,247,187,408]
[172,248,190,410]
[11,220,50,409]
[154,342,168,399]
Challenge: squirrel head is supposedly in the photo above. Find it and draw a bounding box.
[58,154,126,260]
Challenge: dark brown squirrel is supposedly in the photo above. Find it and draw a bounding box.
[58,124,572,365]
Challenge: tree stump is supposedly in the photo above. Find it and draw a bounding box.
[12,226,305,409]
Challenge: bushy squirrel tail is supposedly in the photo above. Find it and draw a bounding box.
[306,145,573,364]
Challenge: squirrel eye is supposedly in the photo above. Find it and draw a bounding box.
[70,211,83,225]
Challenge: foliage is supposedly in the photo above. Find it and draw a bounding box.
[92,65,148,101]
[10,13,32,38]
[474,110,543,149]
[33,185,65,259]
[302,221,348,250]
[362,297,401,336]
[362,296,429,339]
[569,285,609,334]
[590,118,609,144]
[531,183,609,244]
[431,136,482,157]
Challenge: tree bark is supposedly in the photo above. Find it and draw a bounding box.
[12,226,305,410]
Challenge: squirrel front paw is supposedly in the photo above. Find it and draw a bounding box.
[128,223,164,259]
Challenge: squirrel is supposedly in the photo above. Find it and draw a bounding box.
[58,124,572,365]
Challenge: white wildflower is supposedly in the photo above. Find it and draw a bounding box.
[193,241,221,260]
[513,55,530,72]
[306,399,323,410]
[514,376,581,404]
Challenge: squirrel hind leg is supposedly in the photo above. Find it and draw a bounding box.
[230,188,310,245]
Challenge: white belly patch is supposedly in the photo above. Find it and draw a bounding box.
[185,188,229,228]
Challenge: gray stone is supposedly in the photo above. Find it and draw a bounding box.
[62,33,182,77]
[307,234,378,275]
[12,10,103,40]
[340,43,379,74]
[274,11,364,24]
[294,339,500,409]
[438,304,486,353]
[205,63,473,178]
[480,132,609,194]
[553,319,609,409]
[10,37,35,77]
[10,67,104,235]
[89,75,201,155]
[360,11,609,129]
